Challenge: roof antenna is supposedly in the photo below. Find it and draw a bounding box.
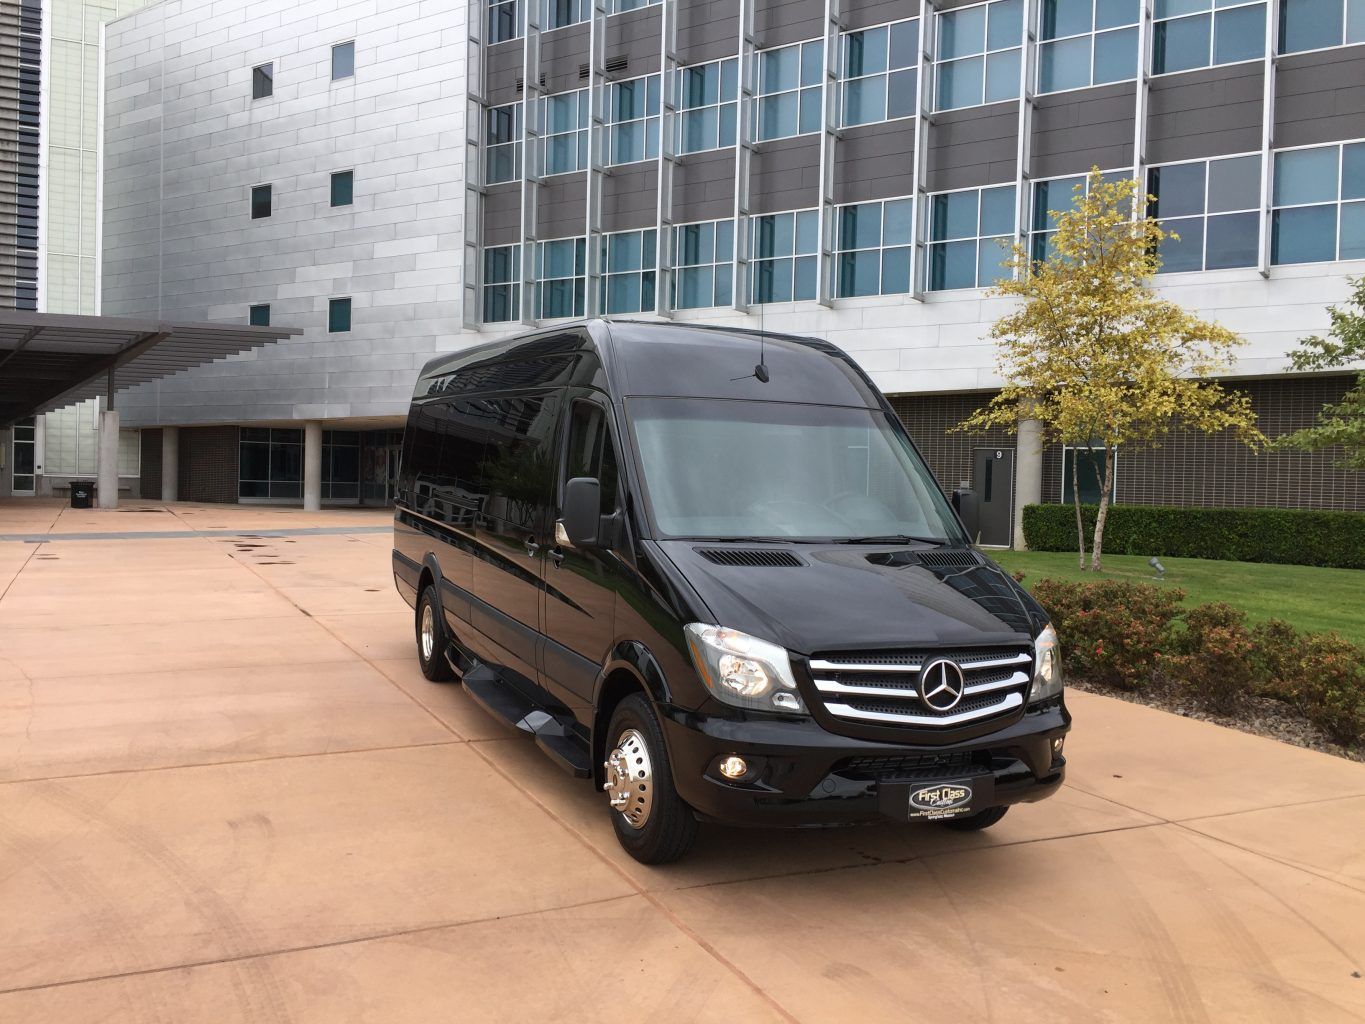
[729,332,771,383]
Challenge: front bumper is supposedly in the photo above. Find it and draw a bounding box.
[658,699,1069,827]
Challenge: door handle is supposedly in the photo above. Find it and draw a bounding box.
[525,541,540,557]
[549,549,565,569]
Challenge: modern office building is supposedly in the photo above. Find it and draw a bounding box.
[92,0,1364,536]
[0,0,156,499]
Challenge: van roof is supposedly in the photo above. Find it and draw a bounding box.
[415,320,887,408]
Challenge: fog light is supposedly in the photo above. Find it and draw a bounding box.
[718,755,749,780]
[1052,738,1064,756]
[771,692,801,711]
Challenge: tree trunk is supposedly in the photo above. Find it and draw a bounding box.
[1071,450,1087,570]
[1090,447,1114,572]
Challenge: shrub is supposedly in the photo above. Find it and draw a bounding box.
[1032,578,1184,692]
[1021,503,1365,569]
[1166,603,1256,712]
[1248,619,1304,701]
[1290,633,1365,746]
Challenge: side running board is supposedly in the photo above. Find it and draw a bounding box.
[462,667,592,779]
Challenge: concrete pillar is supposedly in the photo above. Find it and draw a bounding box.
[98,409,121,510]
[1013,415,1044,549]
[303,421,323,512]
[161,427,180,503]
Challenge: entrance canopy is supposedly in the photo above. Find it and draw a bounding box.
[0,310,301,424]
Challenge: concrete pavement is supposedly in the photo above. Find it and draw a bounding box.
[1,500,1362,1022]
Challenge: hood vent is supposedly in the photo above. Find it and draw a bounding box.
[697,548,805,567]
[866,548,981,570]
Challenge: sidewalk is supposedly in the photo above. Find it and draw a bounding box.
[1,501,1362,1022]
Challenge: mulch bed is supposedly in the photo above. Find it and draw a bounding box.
[1069,676,1364,763]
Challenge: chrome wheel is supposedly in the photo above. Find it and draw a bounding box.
[603,728,653,829]
[419,603,435,662]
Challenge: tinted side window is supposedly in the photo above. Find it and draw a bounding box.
[564,400,619,516]
[403,402,443,513]
[433,401,490,526]
[470,393,559,532]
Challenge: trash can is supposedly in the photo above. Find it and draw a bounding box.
[70,480,95,509]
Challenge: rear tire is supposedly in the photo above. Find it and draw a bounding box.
[942,805,1008,831]
[603,694,698,864]
[416,584,454,682]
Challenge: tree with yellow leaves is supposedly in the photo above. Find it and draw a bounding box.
[958,169,1264,571]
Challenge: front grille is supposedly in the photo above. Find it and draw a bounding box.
[837,750,986,781]
[807,644,1033,732]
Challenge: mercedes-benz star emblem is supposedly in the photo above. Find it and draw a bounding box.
[919,659,966,711]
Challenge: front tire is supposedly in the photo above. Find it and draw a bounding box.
[942,805,1008,831]
[603,694,697,864]
[415,584,454,682]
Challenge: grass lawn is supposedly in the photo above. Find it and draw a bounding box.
[989,549,1365,646]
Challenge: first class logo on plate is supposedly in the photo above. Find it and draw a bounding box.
[909,783,973,812]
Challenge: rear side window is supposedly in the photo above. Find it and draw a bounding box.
[564,400,619,516]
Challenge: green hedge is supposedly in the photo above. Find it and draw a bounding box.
[1021,503,1365,569]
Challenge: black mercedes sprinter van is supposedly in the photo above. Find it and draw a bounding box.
[393,320,1069,863]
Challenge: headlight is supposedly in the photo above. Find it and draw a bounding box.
[684,624,806,713]
[1029,623,1063,703]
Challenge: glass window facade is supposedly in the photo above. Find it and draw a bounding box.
[542,89,589,176]
[1148,155,1260,272]
[251,184,271,219]
[1272,141,1365,265]
[935,0,1024,110]
[330,170,354,207]
[486,103,522,184]
[607,75,661,165]
[537,237,587,318]
[756,40,823,141]
[1152,0,1265,74]
[331,41,355,80]
[489,0,521,43]
[677,59,738,154]
[610,0,661,11]
[252,63,273,100]
[841,20,919,126]
[329,297,352,333]
[927,184,1016,290]
[1038,0,1140,93]
[483,245,521,323]
[1279,0,1365,53]
[835,198,914,297]
[239,428,363,501]
[600,229,657,313]
[547,0,589,29]
[751,210,819,303]
[672,220,735,309]
[1028,170,1127,261]
[249,304,270,326]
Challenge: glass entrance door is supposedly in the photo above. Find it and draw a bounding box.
[12,417,36,496]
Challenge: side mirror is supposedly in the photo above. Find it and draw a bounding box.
[559,477,601,547]
[952,486,980,544]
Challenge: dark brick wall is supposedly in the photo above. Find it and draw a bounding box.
[140,428,162,499]
[178,426,239,504]
[893,377,1364,512]
[891,392,1013,496]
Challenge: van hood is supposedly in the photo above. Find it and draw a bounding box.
[654,541,1046,655]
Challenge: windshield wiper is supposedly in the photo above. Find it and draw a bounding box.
[838,535,949,546]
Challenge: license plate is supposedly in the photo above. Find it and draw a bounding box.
[901,776,993,821]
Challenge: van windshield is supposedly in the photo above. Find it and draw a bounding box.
[627,398,965,543]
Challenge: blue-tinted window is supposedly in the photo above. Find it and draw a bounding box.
[841,20,919,126]
[489,0,521,43]
[678,59,738,153]
[1038,0,1139,93]
[249,304,270,326]
[936,0,1023,110]
[751,210,819,303]
[1149,155,1260,272]
[328,297,352,333]
[331,41,355,80]
[927,185,1016,289]
[483,245,521,323]
[536,238,587,319]
[330,170,353,207]
[251,184,271,219]
[757,41,823,140]
[608,75,661,165]
[835,198,913,297]
[1152,0,1263,74]
[542,90,589,176]
[1272,142,1365,265]
[1279,0,1364,53]
[673,220,735,309]
[601,229,657,314]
